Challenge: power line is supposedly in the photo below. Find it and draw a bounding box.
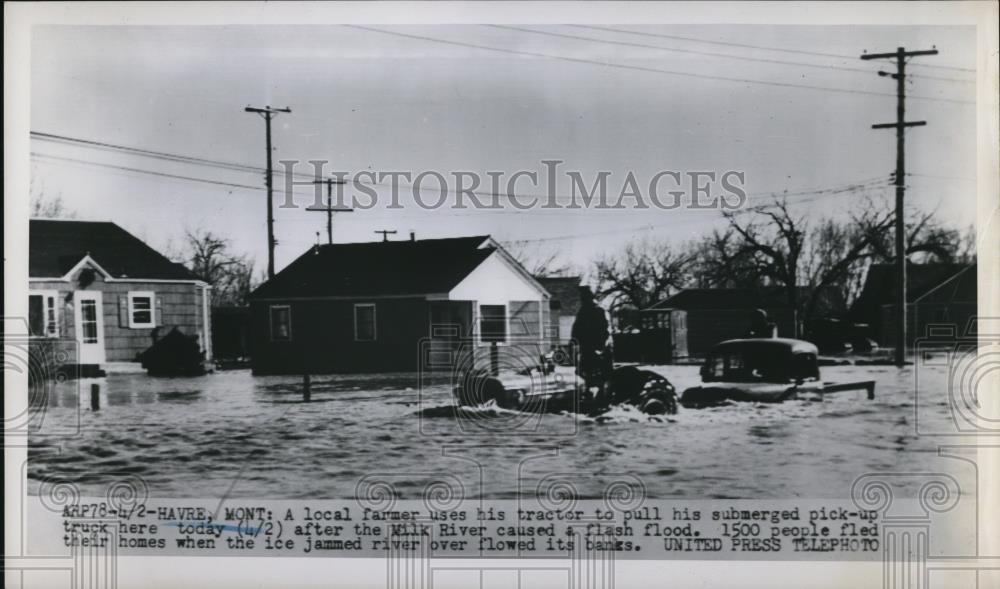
[32,130,894,224]
[32,146,894,250]
[507,182,892,244]
[31,131,263,174]
[30,130,574,205]
[745,176,890,200]
[30,152,334,204]
[34,144,889,215]
[31,130,339,186]
[905,172,976,182]
[345,26,972,105]
[32,131,564,206]
[570,25,976,75]
[491,25,893,78]
[32,130,405,196]
[31,152,271,192]
[739,182,893,213]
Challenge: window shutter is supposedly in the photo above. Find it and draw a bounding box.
[154,296,163,327]
[118,295,129,327]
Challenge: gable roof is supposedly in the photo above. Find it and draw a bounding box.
[648,288,792,311]
[29,219,198,281]
[913,263,977,303]
[535,276,582,315]
[251,235,502,299]
[849,263,972,322]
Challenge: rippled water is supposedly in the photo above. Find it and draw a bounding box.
[27,362,964,499]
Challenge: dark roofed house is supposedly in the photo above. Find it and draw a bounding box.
[535,276,582,345]
[29,219,212,371]
[850,263,977,346]
[248,236,550,374]
[646,288,795,357]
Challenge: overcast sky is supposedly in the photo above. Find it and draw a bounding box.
[30,24,977,276]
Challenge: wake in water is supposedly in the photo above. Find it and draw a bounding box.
[414,400,677,424]
[414,400,523,419]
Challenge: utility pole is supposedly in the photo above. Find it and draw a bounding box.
[374,230,397,242]
[244,105,292,279]
[860,46,937,367]
[307,178,353,244]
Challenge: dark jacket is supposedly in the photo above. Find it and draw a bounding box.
[572,303,609,351]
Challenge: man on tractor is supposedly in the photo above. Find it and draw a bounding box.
[571,286,612,386]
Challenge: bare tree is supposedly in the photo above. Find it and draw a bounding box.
[592,238,694,314]
[799,206,897,321]
[718,197,896,329]
[504,240,573,277]
[596,196,971,335]
[687,229,761,289]
[868,207,977,264]
[30,194,76,218]
[30,168,75,218]
[182,229,257,307]
[952,224,977,264]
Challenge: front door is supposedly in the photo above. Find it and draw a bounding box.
[74,291,105,364]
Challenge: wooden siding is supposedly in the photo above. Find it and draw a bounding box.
[250,297,551,375]
[30,266,208,363]
[508,300,547,360]
[250,297,432,374]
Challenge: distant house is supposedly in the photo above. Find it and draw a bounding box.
[28,219,212,370]
[851,263,977,346]
[535,276,582,345]
[646,288,795,357]
[248,236,550,374]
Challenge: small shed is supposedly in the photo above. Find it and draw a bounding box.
[612,306,688,364]
[646,289,794,357]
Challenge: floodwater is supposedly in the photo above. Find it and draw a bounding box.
[27,361,969,499]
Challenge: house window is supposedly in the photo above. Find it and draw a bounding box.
[28,291,59,337]
[270,305,292,341]
[79,300,99,344]
[127,291,155,328]
[354,304,376,341]
[479,304,507,343]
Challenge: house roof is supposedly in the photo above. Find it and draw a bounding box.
[250,235,502,299]
[29,219,198,281]
[913,263,977,303]
[647,288,792,311]
[849,263,973,321]
[535,276,582,315]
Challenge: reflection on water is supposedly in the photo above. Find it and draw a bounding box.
[27,364,965,499]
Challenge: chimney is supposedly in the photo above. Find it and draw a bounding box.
[410,231,416,242]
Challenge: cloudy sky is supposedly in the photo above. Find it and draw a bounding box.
[29,24,977,276]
